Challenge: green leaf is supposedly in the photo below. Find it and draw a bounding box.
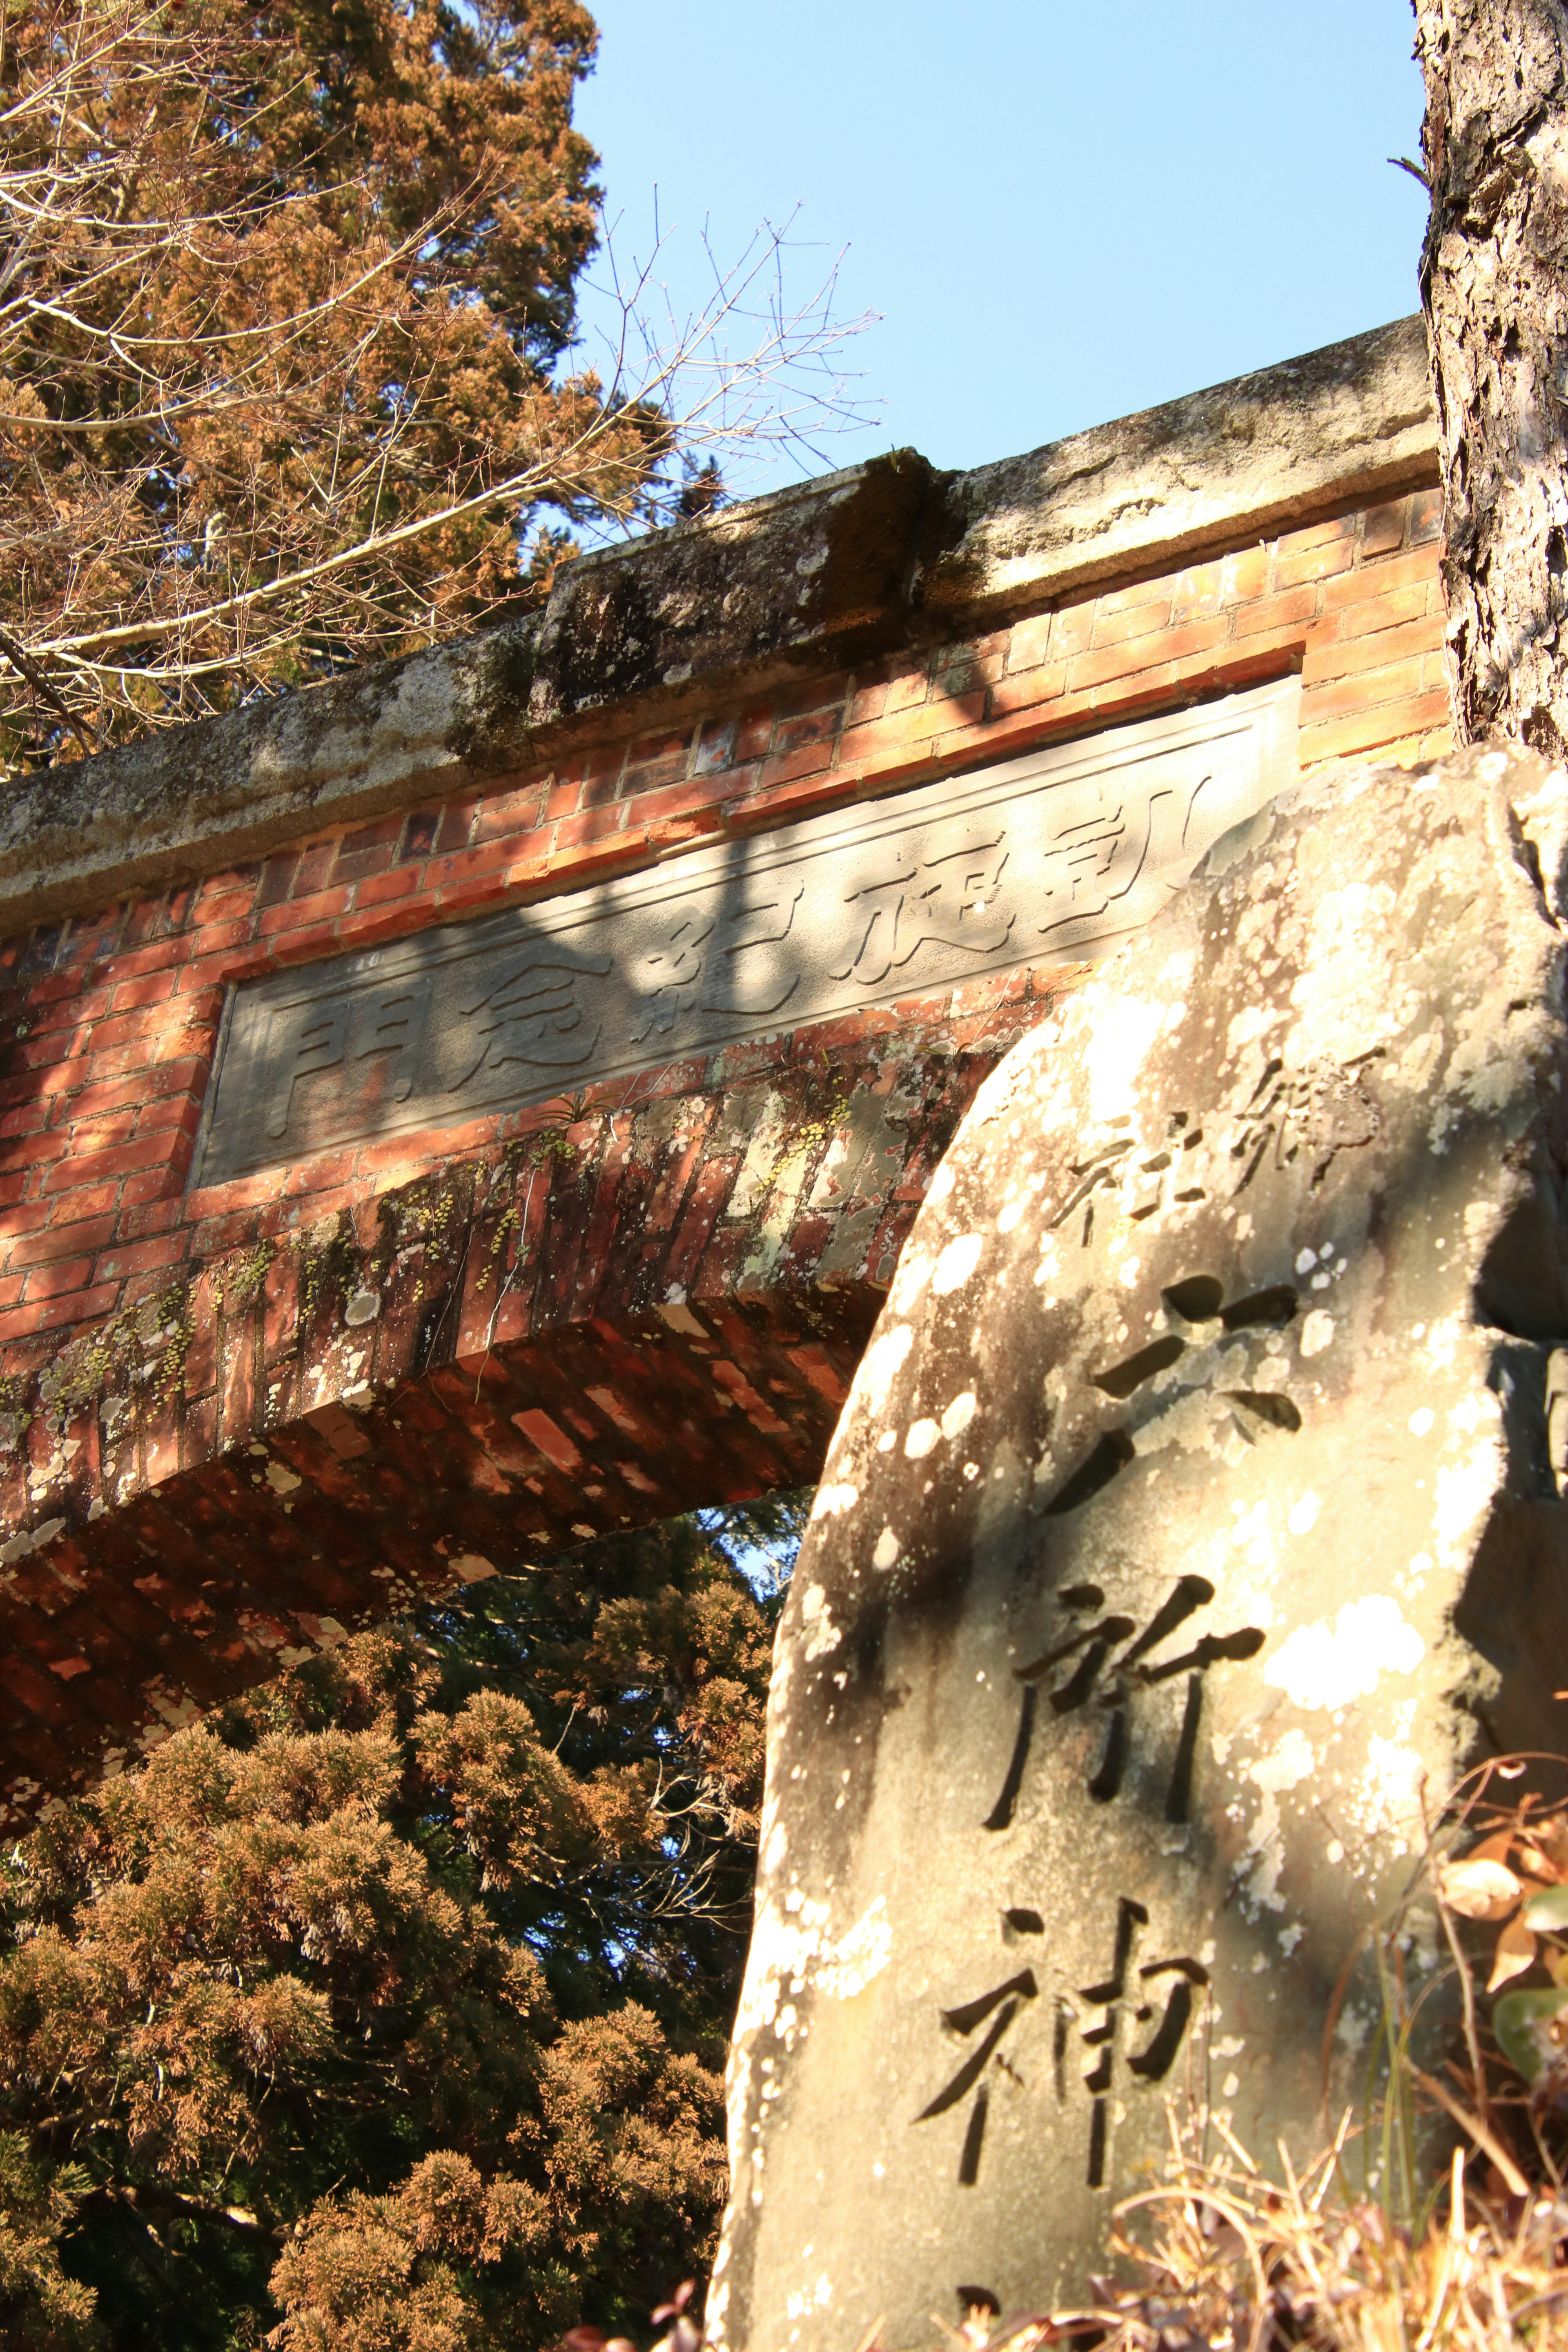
[1494,1986,1568,2080]
[1522,1884,1568,1930]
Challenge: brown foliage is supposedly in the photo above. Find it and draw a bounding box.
[0,1501,798,2348]
[0,0,873,765]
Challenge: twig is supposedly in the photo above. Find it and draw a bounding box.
[0,623,94,755]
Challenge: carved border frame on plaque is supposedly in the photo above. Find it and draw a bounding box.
[191,680,1301,1189]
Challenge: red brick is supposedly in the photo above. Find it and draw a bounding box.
[1298,688,1452,764]
[988,664,1068,721]
[281,1149,358,1197]
[1302,615,1444,684]
[139,1057,211,1104]
[109,971,178,1013]
[116,1169,181,1210]
[136,1093,205,1140]
[0,1203,56,1246]
[1410,487,1443,545]
[1170,562,1229,621]
[882,670,930,718]
[1277,513,1357,556]
[67,1007,177,1060]
[291,842,338,900]
[424,836,530,892]
[256,886,354,938]
[43,1136,173,1194]
[1232,586,1318,639]
[1274,537,1356,589]
[192,1209,263,1257]
[194,890,260,937]
[65,1114,138,1155]
[92,1232,188,1284]
[1004,612,1055,675]
[1065,617,1228,695]
[472,787,543,845]
[0,1130,71,1174]
[621,774,729,831]
[774,708,842,753]
[108,935,194,982]
[832,704,943,771]
[724,771,875,831]
[1301,657,1428,726]
[431,876,517,920]
[1361,501,1409,557]
[1091,593,1175,647]
[620,749,690,797]
[24,1255,96,1301]
[111,1196,185,1241]
[570,764,616,812]
[1332,585,1432,641]
[173,951,247,997]
[1096,571,1180,615]
[256,922,344,966]
[31,984,111,1033]
[760,737,855,793]
[256,853,300,911]
[25,973,90,1008]
[1222,546,1273,602]
[351,867,421,912]
[11,1038,89,1084]
[0,1284,120,1341]
[1321,548,1441,607]
[34,1179,120,1222]
[692,717,740,774]
[332,811,405,868]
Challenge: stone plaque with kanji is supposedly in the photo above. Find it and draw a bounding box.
[193,684,1297,1184]
[710,746,1568,2351]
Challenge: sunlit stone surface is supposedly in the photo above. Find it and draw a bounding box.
[711,744,1568,2352]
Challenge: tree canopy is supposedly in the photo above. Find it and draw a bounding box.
[0,0,866,764]
[0,1496,806,2351]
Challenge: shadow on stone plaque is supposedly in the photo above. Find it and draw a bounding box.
[710,744,1568,2352]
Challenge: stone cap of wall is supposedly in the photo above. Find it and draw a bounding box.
[0,316,1435,933]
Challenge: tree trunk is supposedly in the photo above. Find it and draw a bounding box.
[1415,0,1568,757]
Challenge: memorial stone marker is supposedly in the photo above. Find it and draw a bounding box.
[192,684,1296,1185]
[711,744,1568,2352]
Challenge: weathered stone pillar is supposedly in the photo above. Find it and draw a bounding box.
[711,744,1568,2352]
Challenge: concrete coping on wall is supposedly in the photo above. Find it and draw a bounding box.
[0,315,1436,934]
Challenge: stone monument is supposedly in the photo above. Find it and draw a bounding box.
[710,744,1568,2352]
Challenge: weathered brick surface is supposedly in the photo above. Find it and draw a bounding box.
[0,485,1454,1822]
[0,1000,1058,1826]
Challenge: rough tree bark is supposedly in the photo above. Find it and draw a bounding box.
[1415,0,1568,756]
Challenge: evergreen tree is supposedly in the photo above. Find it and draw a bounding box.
[0,0,866,764]
[0,1497,805,2351]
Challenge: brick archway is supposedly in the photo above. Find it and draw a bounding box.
[0,328,1451,1827]
[0,1000,1047,1828]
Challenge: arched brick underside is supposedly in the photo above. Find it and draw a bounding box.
[0,997,1058,1827]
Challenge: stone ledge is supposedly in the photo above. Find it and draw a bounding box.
[0,317,1435,933]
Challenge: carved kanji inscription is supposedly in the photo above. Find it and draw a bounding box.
[194,682,1297,1184]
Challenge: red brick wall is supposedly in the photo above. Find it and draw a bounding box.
[0,484,1450,1819]
[0,486,1447,1356]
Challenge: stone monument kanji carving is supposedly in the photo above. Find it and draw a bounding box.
[710,743,1568,2350]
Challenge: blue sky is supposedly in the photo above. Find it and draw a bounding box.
[573,2,1429,486]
